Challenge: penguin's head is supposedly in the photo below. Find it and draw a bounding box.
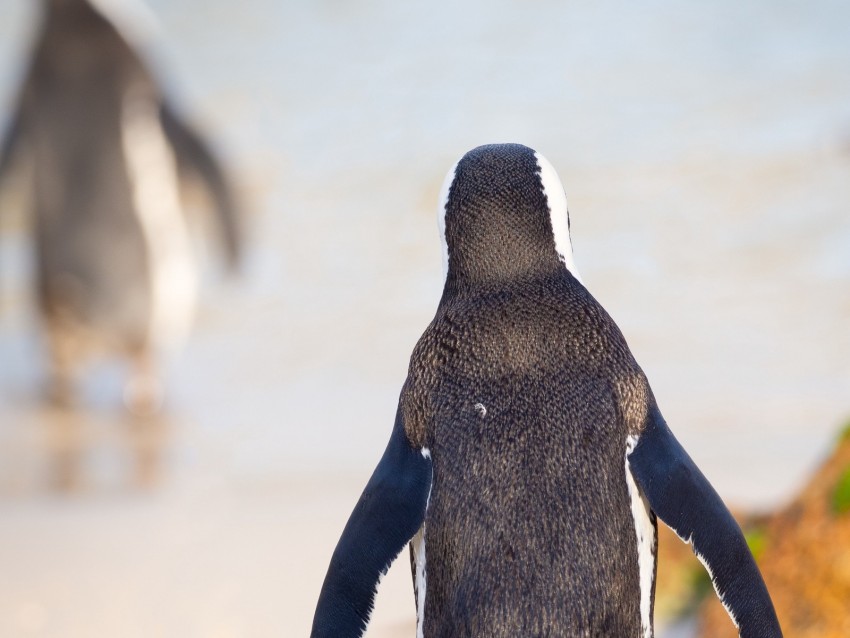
[43,0,159,47]
[44,0,133,9]
[438,143,582,290]
[43,0,83,10]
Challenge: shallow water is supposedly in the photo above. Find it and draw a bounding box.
[0,1,848,635]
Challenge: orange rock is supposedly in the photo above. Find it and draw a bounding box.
[699,424,850,638]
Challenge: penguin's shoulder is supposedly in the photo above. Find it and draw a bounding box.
[31,2,152,84]
[408,277,640,374]
[400,314,449,449]
[436,276,631,364]
[401,277,652,443]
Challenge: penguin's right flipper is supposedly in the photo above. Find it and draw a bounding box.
[0,106,24,183]
[628,407,782,638]
[159,102,242,269]
[310,408,432,638]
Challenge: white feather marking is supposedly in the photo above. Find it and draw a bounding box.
[359,552,400,637]
[358,448,432,638]
[121,89,197,352]
[413,466,433,638]
[358,572,383,637]
[625,435,656,638]
[533,151,583,284]
[436,159,459,284]
[672,530,742,631]
[412,526,428,638]
[695,549,741,630]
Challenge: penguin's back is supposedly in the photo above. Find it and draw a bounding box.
[27,2,151,198]
[405,274,651,636]
[21,3,193,350]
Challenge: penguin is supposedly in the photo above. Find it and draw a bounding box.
[0,0,241,411]
[310,144,782,637]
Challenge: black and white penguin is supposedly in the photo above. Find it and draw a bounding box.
[0,0,241,411]
[311,143,782,637]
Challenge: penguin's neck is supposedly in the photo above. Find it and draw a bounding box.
[442,216,570,289]
[442,257,570,299]
[45,0,90,12]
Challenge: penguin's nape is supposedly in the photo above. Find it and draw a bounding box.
[438,143,581,288]
[43,0,92,11]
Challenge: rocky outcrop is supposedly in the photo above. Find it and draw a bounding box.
[698,424,850,637]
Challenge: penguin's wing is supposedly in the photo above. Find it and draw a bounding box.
[0,102,25,184]
[627,407,782,638]
[310,408,432,638]
[159,102,242,269]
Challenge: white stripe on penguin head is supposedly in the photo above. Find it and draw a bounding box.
[436,158,459,285]
[534,151,583,284]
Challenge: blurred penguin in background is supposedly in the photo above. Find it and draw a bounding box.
[0,0,242,414]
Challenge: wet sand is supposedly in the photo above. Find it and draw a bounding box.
[0,426,695,638]
[0,461,413,637]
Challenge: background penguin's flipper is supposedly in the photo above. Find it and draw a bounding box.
[628,408,782,638]
[159,102,242,270]
[0,106,24,184]
[310,409,432,638]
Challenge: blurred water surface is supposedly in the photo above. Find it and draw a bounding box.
[0,1,848,636]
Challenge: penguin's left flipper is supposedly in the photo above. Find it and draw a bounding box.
[628,407,782,638]
[310,408,432,638]
[159,102,242,270]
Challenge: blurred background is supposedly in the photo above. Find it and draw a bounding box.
[0,0,848,636]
